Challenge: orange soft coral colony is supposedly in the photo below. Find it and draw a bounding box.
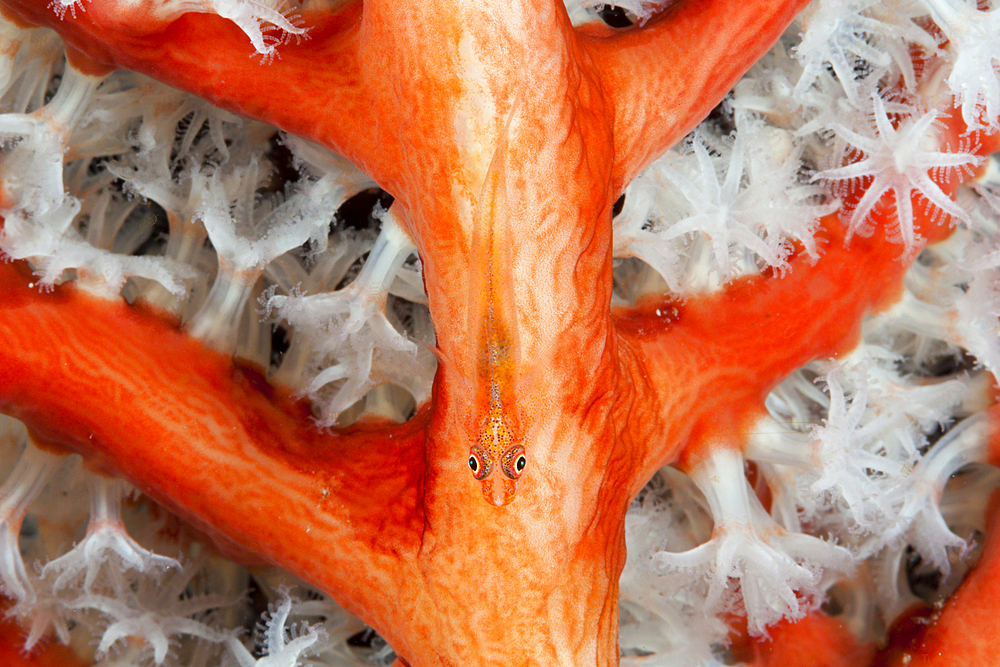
[8,0,998,665]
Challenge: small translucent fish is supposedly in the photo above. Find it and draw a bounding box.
[466,100,528,508]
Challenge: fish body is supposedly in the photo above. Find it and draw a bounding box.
[466,104,528,507]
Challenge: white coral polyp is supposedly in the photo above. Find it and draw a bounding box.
[41,475,179,592]
[615,114,832,294]
[223,590,329,667]
[577,0,667,25]
[0,64,96,271]
[793,0,890,104]
[620,476,729,664]
[67,562,233,665]
[50,0,308,59]
[264,208,435,426]
[186,156,345,352]
[817,94,982,255]
[654,448,853,637]
[951,201,1000,374]
[0,64,199,298]
[0,439,65,609]
[883,413,991,574]
[922,0,1000,132]
[149,0,308,60]
[806,368,902,534]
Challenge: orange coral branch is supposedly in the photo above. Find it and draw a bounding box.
[615,218,912,477]
[582,0,814,190]
[0,259,429,634]
[616,105,1000,478]
[747,611,876,667]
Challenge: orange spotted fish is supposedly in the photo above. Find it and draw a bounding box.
[466,102,528,507]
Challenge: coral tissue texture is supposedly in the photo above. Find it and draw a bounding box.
[0,0,998,665]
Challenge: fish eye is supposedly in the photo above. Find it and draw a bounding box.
[501,445,526,480]
[468,446,492,481]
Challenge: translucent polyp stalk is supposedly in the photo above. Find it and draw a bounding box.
[186,260,263,354]
[353,207,416,301]
[0,20,24,92]
[689,445,760,528]
[659,447,853,637]
[46,474,180,590]
[0,438,64,607]
[40,63,100,138]
[269,207,415,389]
[921,0,966,34]
[921,413,990,488]
[139,212,209,315]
